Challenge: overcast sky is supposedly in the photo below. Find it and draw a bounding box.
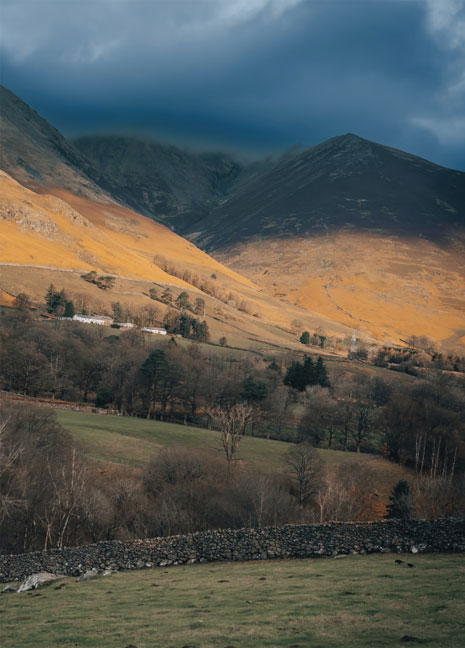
[1,0,464,168]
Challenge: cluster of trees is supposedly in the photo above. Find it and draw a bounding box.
[284,356,330,391]
[0,311,270,421]
[81,271,115,291]
[296,371,465,480]
[45,285,75,317]
[150,286,205,315]
[163,311,210,342]
[380,377,465,476]
[373,344,465,376]
[430,353,465,373]
[300,330,327,348]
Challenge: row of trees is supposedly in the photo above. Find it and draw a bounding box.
[149,286,206,316]
[152,255,256,315]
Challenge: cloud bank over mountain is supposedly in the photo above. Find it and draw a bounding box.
[1,0,464,169]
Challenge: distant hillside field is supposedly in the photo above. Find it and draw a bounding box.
[56,410,409,499]
[2,554,464,647]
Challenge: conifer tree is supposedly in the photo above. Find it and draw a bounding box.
[64,301,75,318]
[45,284,56,313]
[315,356,331,388]
[385,480,414,519]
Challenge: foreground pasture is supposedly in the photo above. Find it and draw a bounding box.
[2,554,464,647]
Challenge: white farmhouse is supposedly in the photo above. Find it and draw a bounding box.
[73,314,113,326]
[141,326,167,336]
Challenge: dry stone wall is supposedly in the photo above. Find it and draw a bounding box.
[1,518,464,582]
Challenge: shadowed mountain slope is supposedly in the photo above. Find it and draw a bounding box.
[0,85,134,205]
[187,134,465,250]
[199,137,465,348]
[73,135,247,231]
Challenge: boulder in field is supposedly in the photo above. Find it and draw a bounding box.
[77,569,99,582]
[17,572,62,592]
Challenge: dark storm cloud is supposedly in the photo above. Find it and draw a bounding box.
[1,0,465,169]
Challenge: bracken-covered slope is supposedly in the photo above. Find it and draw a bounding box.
[0,169,247,284]
[188,135,465,349]
[0,169,353,348]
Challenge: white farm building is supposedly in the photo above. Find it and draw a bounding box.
[141,326,167,336]
[72,314,113,326]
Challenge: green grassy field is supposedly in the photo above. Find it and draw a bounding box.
[56,410,407,490]
[2,554,464,647]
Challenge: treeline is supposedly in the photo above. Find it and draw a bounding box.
[1,308,464,476]
[298,371,465,478]
[1,404,464,555]
[374,345,465,375]
[0,309,320,424]
[0,310,277,420]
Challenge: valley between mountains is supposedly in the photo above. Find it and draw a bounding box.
[1,84,464,350]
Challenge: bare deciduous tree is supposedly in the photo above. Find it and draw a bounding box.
[40,447,88,549]
[351,404,372,452]
[317,463,380,522]
[283,443,323,511]
[208,403,255,471]
[0,412,24,524]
